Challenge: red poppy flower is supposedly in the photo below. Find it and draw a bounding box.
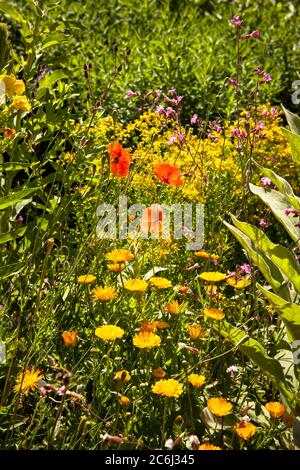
[153,162,184,186]
[108,142,132,177]
[140,204,164,235]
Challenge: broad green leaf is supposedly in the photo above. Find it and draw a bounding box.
[282,105,300,136]
[0,188,39,210]
[0,2,26,23]
[0,261,25,279]
[1,162,39,171]
[38,70,68,90]
[224,219,291,300]
[232,216,300,295]
[249,183,300,244]
[0,226,27,245]
[215,320,295,407]
[281,128,300,165]
[257,284,300,342]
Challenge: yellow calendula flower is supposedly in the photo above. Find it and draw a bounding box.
[124,279,148,292]
[204,284,219,297]
[265,401,286,418]
[195,250,210,259]
[77,274,97,284]
[11,95,31,111]
[13,368,43,394]
[0,74,16,97]
[226,276,251,289]
[153,368,166,379]
[105,248,134,263]
[120,396,131,405]
[235,421,257,440]
[188,324,207,340]
[188,374,206,389]
[95,325,124,341]
[62,330,78,347]
[152,378,183,398]
[198,272,227,283]
[14,79,25,95]
[133,331,161,349]
[164,300,182,315]
[107,263,125,272]
[92,286,117,302]
[114,370,131,383]
[198,443,222,450]
[149,277,172,289]
[204,307,225,320]
[207,397,233,416]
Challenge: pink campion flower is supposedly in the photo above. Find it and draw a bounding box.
[240,130,248,138]
[228,78,238,87]
[254,66,263,75]
[126,90,135,98]
[240,263,252,274]
[191,113,198,124]
[263,73,272,82]
[216,125,223,133]
[231,15,242,26]
[261,176,272,187]
[168,135,177,145]
[177,133,185,142]
[156,104,165,115]
[165,106,175,118]
[285,209,300,216]
[241,34,250,40]
[168,89,176,95]
[156,89,162,96]
[256,121,265,130]
[262,109,269,117]
[251,30,260,38]
[231,128,240,137]
[259,218,268,229]
[271,107,278,116]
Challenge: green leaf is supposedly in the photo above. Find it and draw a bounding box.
[257,284,300,342]
[281,128,300,166]
[1,162,39,171]
[0,261,25,279]
[0,2,26,23]
[0,226,27,245]
[38,70,68,90]
[215,320,295,407]
[249,183,300,244]
[224,218,291,300]
[282,105,300,136]
[0,188,39,210]
[232,216,300,295]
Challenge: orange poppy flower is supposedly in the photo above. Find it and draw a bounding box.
[108,142,132,177]
[153,162,184,186]
[140,204,164,235]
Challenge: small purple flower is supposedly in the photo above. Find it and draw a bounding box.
[156,104,165,115]
[231,15,242,26]
[168,135,178,145]
[228,78,238,87]
[241,34,250,40]
[226,365,239,377]
[251,30,260,38]
[261,109,269,117]
[168,89,176,95]
[156,89,162,96]
[165,106,175,118]
[254,66,263,75]
[261,176,272,187]
[177,133,185,142]
[262,73,272,83]
[17,215,24,222]
[126,90,135,98]
[259,218,268,229]
[240,130,248,138]
[216,125,223,133]
[271,107,278,116]
[256,121,265,130]
[190,113,198,125]
[240,263,252,274]
[231,128,240,137]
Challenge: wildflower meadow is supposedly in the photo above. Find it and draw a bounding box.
[1,0,300,455]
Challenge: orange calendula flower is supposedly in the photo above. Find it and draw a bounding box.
[13,368,44,394]
[226,275,251,289]
[92,286,117,302]
[153,162,184,186]
[153,368,166,379]
[11,95,31,111]
[105,248,134,263]
[124,279,148,292]
[114,370,131,383]
[188,374,206,388]
[62,330,78,347]
[155,320,169,330]
[152,378,183,398]
[77,274,97,284]
[108,142,132,177]
[235,421,257,440]
[139,320,157,332]
[165,300,182,315]
[204,307,225,320]
[120,396,131,405]
[149,277,172,289]
[198,272,227,283]
[107,263,125,272]
[188,324,207,340]
[198,443,222,450]
[265,402,286,418]
[133,331,161,349]
[1,127,16,138]
[195,251,220,261]
[95,325,124,341]
[207,397,233,416]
